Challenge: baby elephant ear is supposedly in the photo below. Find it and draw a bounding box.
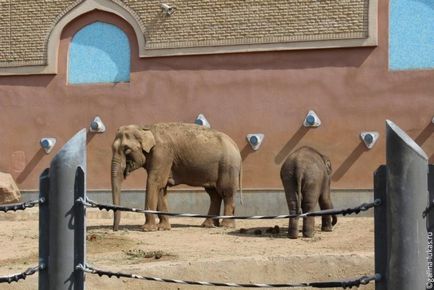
[325,159,332,175]
[138,129,156,153]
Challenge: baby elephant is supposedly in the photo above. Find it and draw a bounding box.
[280,146,337,239]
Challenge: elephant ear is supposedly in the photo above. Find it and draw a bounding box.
[137,129,156,153]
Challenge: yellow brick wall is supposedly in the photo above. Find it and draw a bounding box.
[0,0,369,66]
[1,0,78,65]
[124,0,368,49]
[0,1,10,61]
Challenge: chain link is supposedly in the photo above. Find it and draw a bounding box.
[0,199,42,213]
[0,265,39,284]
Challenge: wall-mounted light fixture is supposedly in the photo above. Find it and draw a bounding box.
[246,133,264,151]
[40,138,56,154]
[161,3,176,16]
[194,114,211,128]
[360,131,379,149]
[89,116,106,133]
[303,110,321,128]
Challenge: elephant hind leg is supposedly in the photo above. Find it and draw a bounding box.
[202,187,221,228]
[318,191,334,232]
[214,177,237,228]
[302,201,317,238]
[215,164,238,228]
[282,176,299,239]
[220,190,236,228]
[288,217,299,239]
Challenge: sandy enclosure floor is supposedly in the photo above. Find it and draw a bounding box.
[0,209,375,290]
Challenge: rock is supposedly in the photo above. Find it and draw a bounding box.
[0,172,21,204]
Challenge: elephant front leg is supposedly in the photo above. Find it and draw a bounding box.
[142,182,160,232]
[202,187,221,228]
[220,194,236,228]
[157,187,171,231]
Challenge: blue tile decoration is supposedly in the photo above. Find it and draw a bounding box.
[68,22,130,84]
[390,0,434,70]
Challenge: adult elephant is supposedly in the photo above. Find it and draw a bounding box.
[111,123,242,231]
[280,146,337,239]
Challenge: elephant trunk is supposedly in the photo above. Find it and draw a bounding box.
[111,155,125,231]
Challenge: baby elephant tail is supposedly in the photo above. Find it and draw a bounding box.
[238,163,243,206]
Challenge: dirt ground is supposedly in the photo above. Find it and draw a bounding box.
[0,209,375,290]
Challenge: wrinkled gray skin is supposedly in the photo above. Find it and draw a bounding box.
[280,146,337,239]
[111,123,242,232]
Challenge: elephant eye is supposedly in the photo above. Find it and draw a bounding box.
[124,148,132,155]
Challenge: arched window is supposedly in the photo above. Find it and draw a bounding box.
[68,21,130,84]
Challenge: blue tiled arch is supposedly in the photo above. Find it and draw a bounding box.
[68,21,131,84]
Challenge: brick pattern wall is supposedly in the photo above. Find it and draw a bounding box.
[0,0,369,66]
[1,0,78,66]
[0,1,11,61]
[123,0,369,49]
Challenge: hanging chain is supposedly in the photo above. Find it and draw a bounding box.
[77,264,380,289]
[79,198,381,220]
[0,198,43,213]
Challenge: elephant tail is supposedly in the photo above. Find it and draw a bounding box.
[296,173,303,214]
[239,164,243,206]
[332,215,338,226]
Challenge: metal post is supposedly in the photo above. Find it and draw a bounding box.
[374,165,387,290]
[386,120,428,290]
[46,129,86,290]
[427,165,434,290]
[39,168,49,289]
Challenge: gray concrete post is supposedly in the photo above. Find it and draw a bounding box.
[386,120,428,290]
[38,168,49,289]
[45,129,86,290]
[374,165,387,290]
[427,165,434,290]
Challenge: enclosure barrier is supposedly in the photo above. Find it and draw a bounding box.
[77,264,380,289]
[0,199,41,212]
[0,188,380,288]
[81,198,380,220]
[0,120,432,289]
[374,120,430,290]
[0,265,40,284]
[0,190,43,284]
